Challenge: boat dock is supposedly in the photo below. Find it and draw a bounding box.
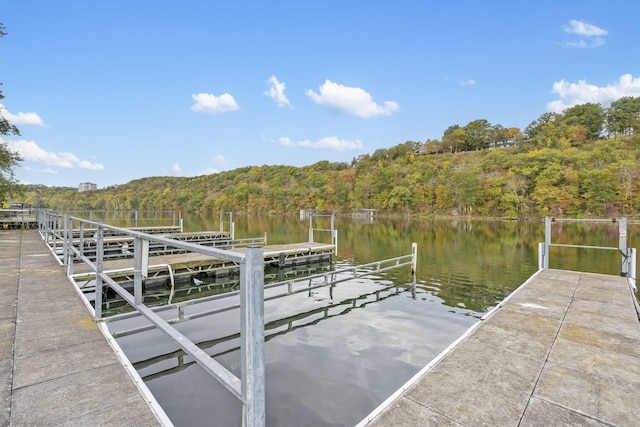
[69,241,337,287]
[0,229,166,426]
[359,269,640,427]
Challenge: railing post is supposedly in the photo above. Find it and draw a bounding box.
[79,222,85,259]
[411,242,418,275]
[544,217,551,269]
[619,217,628,277]
[629,248,637,291]
[538,242,545,270]
[134,237,143,306]
[241,245,265,427]
[62,214,70,266]
[95,223,104,319]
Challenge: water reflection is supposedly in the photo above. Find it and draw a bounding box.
[109,215,637,426]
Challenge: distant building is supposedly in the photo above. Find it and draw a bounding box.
[78,182,97,192]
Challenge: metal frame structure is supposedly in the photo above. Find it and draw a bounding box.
[37,209,418,426]
[538,217,637,290]
[38,210,266,427]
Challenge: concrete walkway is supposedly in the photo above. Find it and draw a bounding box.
[0,229,162,426]
[363,269,640,426]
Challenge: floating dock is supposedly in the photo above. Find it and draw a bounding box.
[359,269,640,427]
[69,241,337,286]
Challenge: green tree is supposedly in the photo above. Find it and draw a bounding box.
[606,96,640,137]
[562,103,605,141]
[464,119,492,150]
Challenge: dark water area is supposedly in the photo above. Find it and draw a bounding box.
[110,214,637,426]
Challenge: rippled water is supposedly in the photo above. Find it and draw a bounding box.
[108,215,637,426]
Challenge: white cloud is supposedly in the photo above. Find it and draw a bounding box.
[4,139,104,170]
[564,19,607,37]
[278,136,363,151]
[306,80,399,118]
[459,79,476,86]
[41,168,58,174]
[172,163,182,175]
[547,73,640,112]
[191,93,239,114]
[561,19,607,48]
[203,168,220,175]
[211,154,226,165]
[264,75,291,107]
[0,104,45,126]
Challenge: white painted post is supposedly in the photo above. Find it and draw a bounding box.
[411,242,418,275]
[62,214,69,266]
[95,222,104,319]
[134,237,143,306]
[619,218,628,277]
[629,248,637,291]
[544,217,551,269]
[241,245,265,427]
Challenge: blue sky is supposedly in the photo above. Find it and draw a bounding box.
[1,0,639,188]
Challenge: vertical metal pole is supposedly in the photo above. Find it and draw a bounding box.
[67,217,75,276]
[544,217,551,269]
[62,214,70,266]
[619,217,628,277]
[629,248,637,291]
[333,230,338,257]
[241,245,265,427]
[411,242,418,275]
[220,211,223,232]
[231,222,235,240]
[538,243,545,270]
[95,223,104,319]
[79,222,85,259]
[134,237,143,306]
[309,215,314,243]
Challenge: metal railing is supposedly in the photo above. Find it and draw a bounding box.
[55,209,183,229]
[105,243,418,338]
[538,217,637,290]
[309,213,338,254]
[38,210,266,427]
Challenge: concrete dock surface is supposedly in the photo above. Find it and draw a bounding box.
[363,269,640,426]
[0,229,162,426]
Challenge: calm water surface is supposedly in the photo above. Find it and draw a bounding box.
[109,215,637,426]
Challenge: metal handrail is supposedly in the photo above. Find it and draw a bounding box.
[105,245,418,338]
[38,210,266,427]
[538,216,637,290]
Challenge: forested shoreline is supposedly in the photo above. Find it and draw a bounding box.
[15,99,640,219]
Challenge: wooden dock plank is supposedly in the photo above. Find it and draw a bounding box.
[362,269,640,427]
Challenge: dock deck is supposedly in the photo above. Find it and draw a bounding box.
[362,269,640,427]
[0,229,164,426]
[69,241,337,284]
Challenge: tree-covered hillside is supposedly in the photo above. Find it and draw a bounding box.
[17,99,640,218]
[19,135,639,218]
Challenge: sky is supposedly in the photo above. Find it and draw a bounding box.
[1,0,639,188]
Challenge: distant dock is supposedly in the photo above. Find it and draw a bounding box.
[359,269,640,426]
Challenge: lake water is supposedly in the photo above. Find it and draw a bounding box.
[108,214,637,426]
